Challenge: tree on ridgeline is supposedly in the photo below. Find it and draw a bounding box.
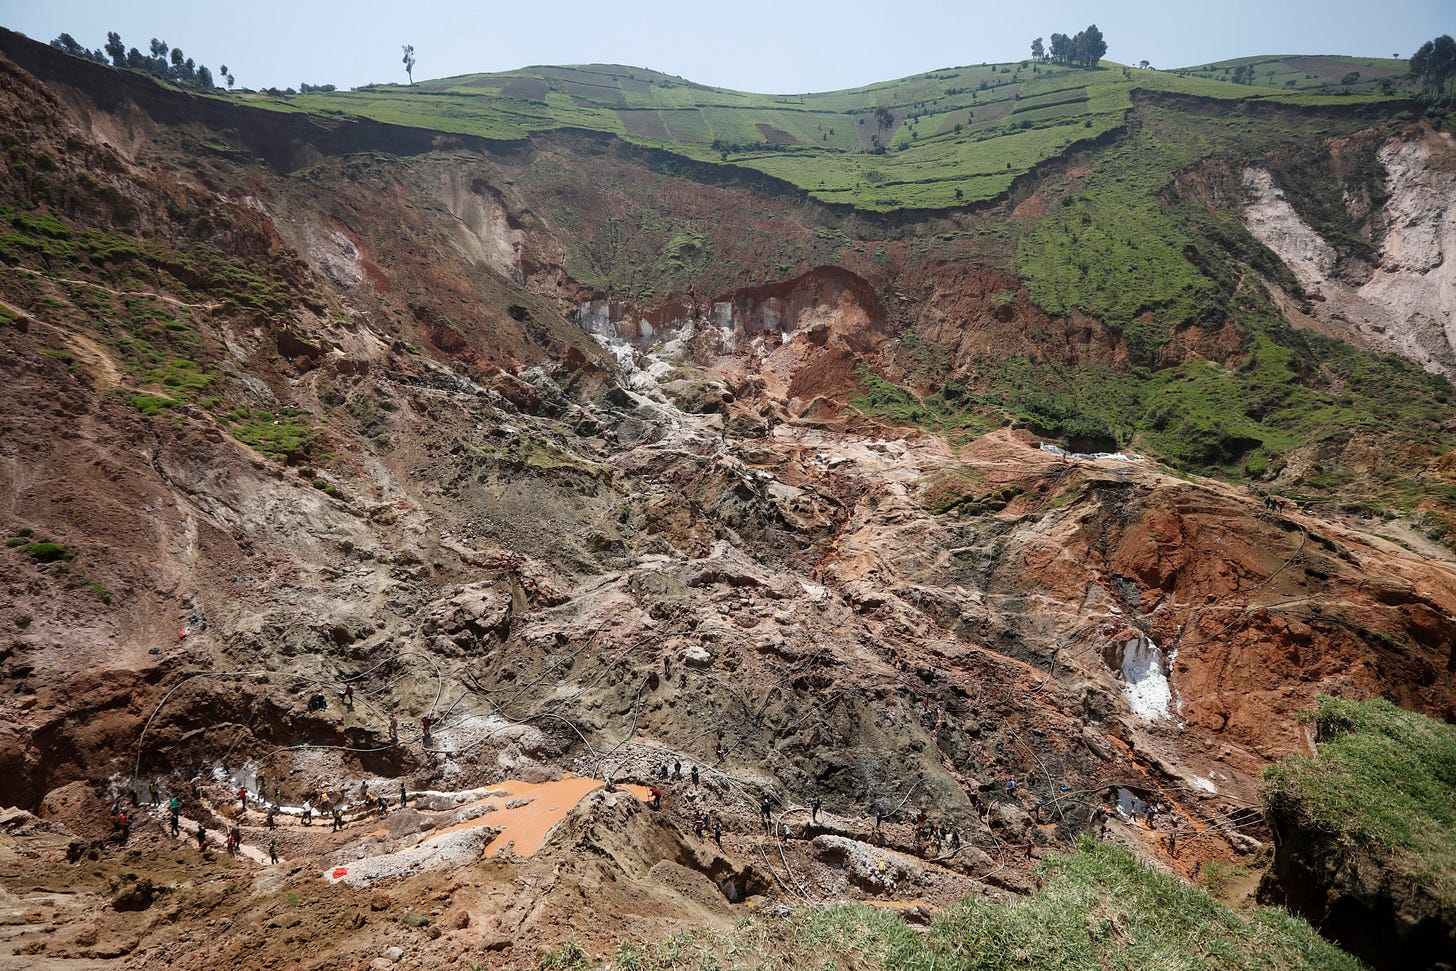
[1043,26,1105,68]
[1071,25,1107,67]
[1410,35,1456,104]
[57,30,229,90]
[402,44,415,85]
[49,33,107,64]
[1031,37,1044,61]
[1049,33,1069,63]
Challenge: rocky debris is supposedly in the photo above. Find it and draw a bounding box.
[811,835,923,894]
[0,36,1454,968]
[0,807,68,837]
[110,876,160,912]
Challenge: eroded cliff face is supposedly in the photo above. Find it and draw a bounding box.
[1263,810,1456,971]
[1244,126,1456,379]
[1,38,1455,969]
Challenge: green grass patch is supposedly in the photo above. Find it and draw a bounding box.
[130,394,180,416]
[539,940,592,970]
[1264,696,1456,905]
[20,542,76,563]
[602,841,1359,970]
[138,359,212,399]
[518,438,608,478]
[0,207,306,315]
[851,368,993,437]
[872,291,1452,512]
[228,408,316,461]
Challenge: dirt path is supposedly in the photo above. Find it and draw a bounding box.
[9,266,223,313]
[1,296,125,391]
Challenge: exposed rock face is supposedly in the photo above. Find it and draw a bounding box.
[1243,128,1456,379]
[0,31,1454,968]
[579,264,884,357]
[1262,814,1456,971]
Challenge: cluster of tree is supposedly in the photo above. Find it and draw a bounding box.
[1410,35,1456,102]
[1030,26,1107,68]
[709,138,800,157]
[1229,64,1259,85]
[48,33,108,65]
[55,30,235,90]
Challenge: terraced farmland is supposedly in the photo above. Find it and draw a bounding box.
[263,59,1398,211]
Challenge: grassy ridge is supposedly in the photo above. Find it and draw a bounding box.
[584,841,1360,970]
[1263,697,1456,906]
[1178,54,1410,93]
[260,60,1399,212]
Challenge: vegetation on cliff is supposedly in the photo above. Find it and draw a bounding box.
[588,841,1361,971]
[1264,696,1456,907]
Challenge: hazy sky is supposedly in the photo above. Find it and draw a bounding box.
[0,0,1448,93]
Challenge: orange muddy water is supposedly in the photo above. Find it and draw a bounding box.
[425,775,651,857]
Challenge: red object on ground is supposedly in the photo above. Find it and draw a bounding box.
[331,866,349,879]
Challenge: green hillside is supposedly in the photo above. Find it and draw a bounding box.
[258,60,1398,212]
[1178,54,1411,93]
